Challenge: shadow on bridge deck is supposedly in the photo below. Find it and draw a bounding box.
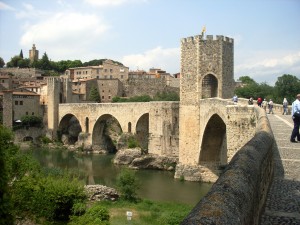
[260,114,300,224]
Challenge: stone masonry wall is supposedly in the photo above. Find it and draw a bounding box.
[0,68,44,78]
[181,107,274,225]
[176,99,257,182]
[123,77,179,98]
[58,102,180,157]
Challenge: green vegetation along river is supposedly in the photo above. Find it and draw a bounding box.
[31,147,212,206]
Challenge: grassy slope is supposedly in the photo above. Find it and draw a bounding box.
[97,199,193,225]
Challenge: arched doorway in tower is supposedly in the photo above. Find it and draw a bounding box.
[92,114,122,153]
[200,114,227,168]
[202,74,218,98]
[136,113,149,150]
[58,114,82,144]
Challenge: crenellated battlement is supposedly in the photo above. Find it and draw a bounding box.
[181,34,234,43]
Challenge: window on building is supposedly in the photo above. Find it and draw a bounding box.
[104,69,107,72]
[102,90,104,93]
[110,75,112,79]
[26,112,28,115]
[102,96,104,99]
[1,80,4,83]
[110,69,113,72]
[15,101,18,105]
[104,75,107,79]
[32,112,34,115]
[109,90,110,93]
[121,75,124,79]
[20,101,23,105]
[108,96,111,99]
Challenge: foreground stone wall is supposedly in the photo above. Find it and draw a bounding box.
[181,106,274,225]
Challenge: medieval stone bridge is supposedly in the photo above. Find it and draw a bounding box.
[57,98,257,182]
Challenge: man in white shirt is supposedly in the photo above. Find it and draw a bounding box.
[290,94,300,142]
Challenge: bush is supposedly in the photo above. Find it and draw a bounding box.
[71,201,86,216]
[127,136,139,148]
[11,173,87,221]
[153,91,180,101]
[0,126,15,225]
[69,204,109,225]
[39,135,52,144]
[20,115,43,127]
[116,169,140,202]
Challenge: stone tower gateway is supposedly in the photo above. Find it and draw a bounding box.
[178,34,234,167]
[47,78,61,139]
[46,78,74,139]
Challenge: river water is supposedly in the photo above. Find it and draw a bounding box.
[31,147,212,206]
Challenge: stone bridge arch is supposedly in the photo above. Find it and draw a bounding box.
[135,113,149,150]
[199,113,227,166]
[58,113,83,144]
[92,114,122,152]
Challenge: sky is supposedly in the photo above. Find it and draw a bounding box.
[0,0,299,85]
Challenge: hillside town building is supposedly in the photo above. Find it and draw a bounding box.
[63,59,129,81]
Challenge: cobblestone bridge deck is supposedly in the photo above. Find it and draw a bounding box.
[260,114,300,225]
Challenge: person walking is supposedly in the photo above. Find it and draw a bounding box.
[268,99,274,114]
[257,97,262,107]
[262,99,268,111]
[282,98,288,115]
[290,94,300,143]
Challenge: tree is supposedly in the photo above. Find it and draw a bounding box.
[116,169,140,202]
[19,50,23,59]
[0,57,5,68]
[88,86,100,102]
[274,74,300,103]
[17,58,30,68]
[6,56,22,68]
[40,52,52,70]
[0,126,15,225]
[237,76,257,85]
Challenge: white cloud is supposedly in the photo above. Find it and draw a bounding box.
[84,0,147,7]
[122,47,180,73]
[20,12,110,60]
[15,3,49,19]
[0,1,14,11]
[235,50,300,84]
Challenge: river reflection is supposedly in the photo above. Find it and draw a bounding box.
[31,147,212,205]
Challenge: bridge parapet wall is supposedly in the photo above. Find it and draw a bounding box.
[233,97,292,115]
[181,106,274,225]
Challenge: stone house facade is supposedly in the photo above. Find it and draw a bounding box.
[64,59,129,82]
[97,79,123,103]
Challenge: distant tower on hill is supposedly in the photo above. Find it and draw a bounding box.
[29,44,39,63]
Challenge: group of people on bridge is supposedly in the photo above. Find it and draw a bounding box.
[232,93,300,144]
